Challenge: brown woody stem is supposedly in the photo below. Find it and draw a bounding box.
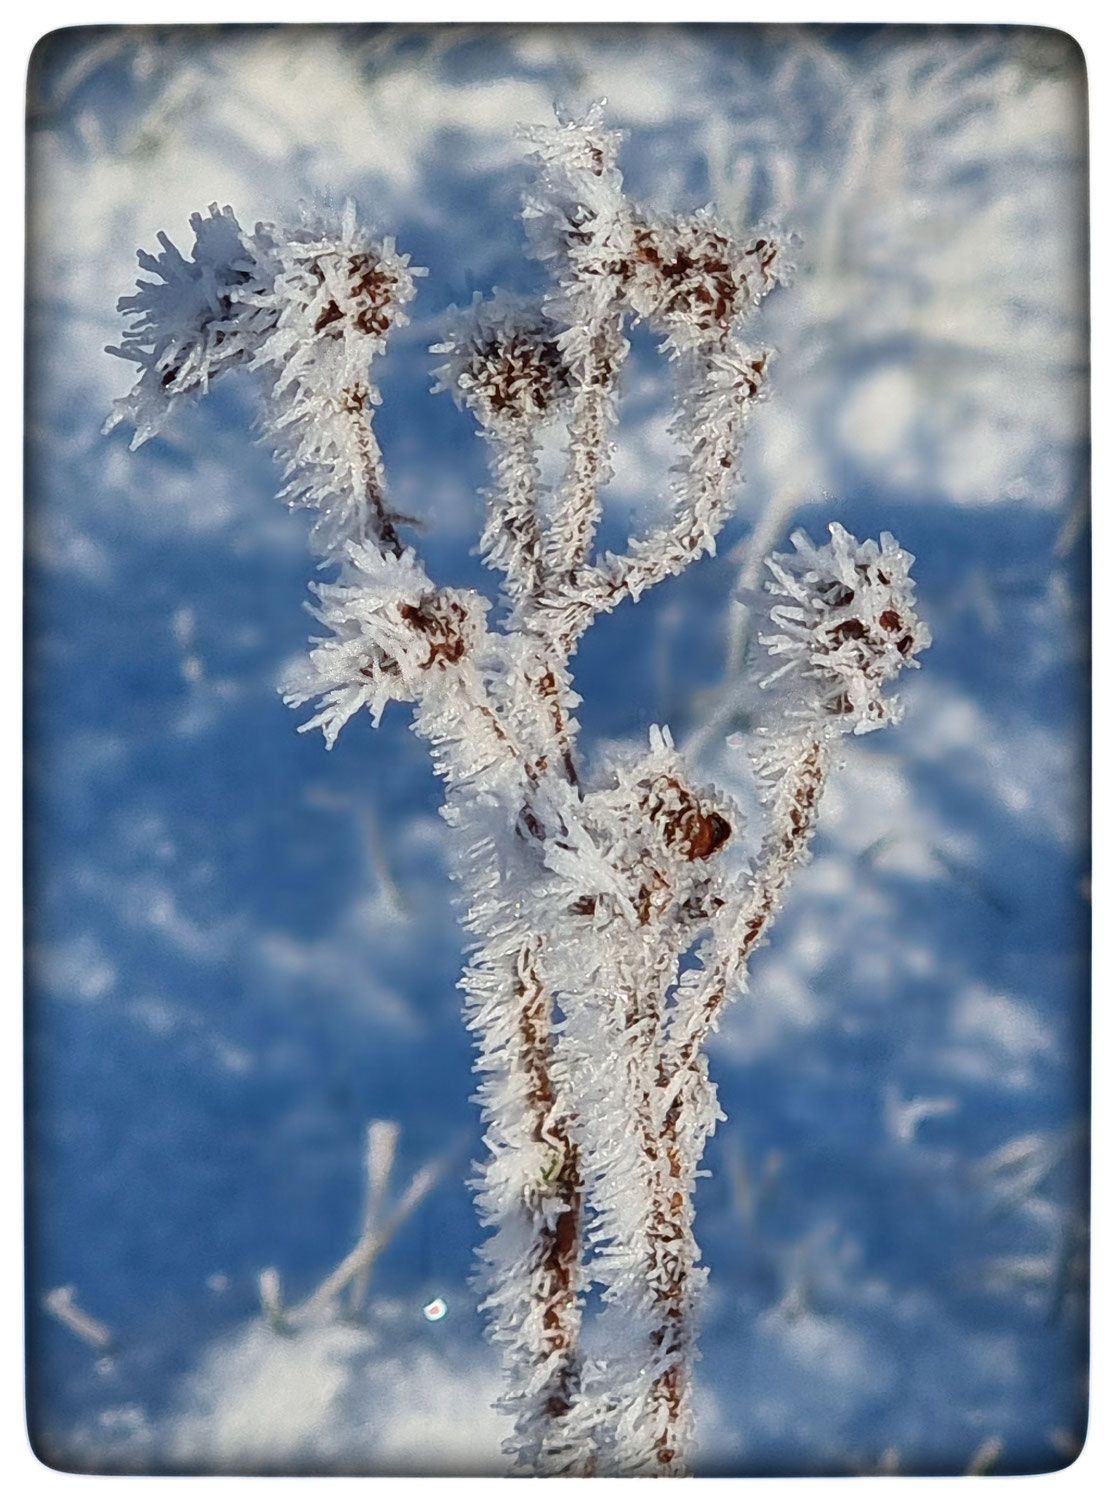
[514,939,584,1438]
[671,737,828,1077]
[341,384,403,558]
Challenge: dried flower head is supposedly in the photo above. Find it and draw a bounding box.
[626,212,788,349]
[432,293,571,431]
[281,543,488,746]
[255,216,422,362]
[756,522,931,734]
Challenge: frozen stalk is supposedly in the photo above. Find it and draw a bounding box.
[107,105,927,1476]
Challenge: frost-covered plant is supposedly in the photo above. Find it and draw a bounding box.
[106,106,928,1477]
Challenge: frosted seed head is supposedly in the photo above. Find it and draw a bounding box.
[255,220,423,363]
[281,542,488,745]
[625,212,789,348]
[432,292,571,430]
[754,522,931,735]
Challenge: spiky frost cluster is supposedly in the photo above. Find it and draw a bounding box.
[108,107,927,1478]
[520,104,786,359]
[434,291,571,432]
[107,201,425,562]
[281,544,490,748]
[246,213,423,559]
[757,522,931,735]
[105,205,271,444]
[531,733,733,937]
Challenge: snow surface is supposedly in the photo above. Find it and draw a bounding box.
[25,23,1088,1476]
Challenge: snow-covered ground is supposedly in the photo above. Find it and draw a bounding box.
[25,24,1088,1475]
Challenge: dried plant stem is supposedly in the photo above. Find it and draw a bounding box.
[514,941,584,1431]
[633,983,696,1474]
[669,736,829,1075]
[302,1145,445,1319]
[339,393,403,557]
[545,331,620,578]
[347,1120,399,1315]
[484,427,546,605]
[551,348,769,650]
[110,106,927,1478]
[466,914,587,1471]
